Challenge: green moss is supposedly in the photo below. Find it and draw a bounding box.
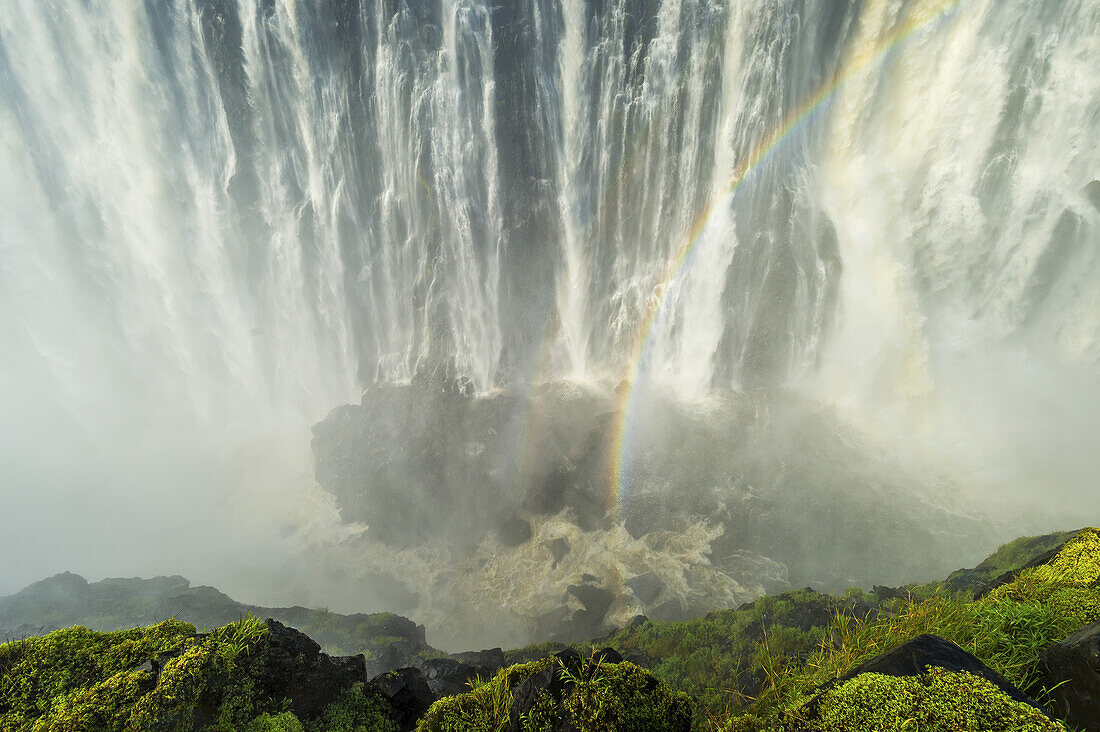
[0,619,194,729]
[554,661,694,732]
[417,657,692,732]
[0,614,400,731]
[797,668,1064,731]
[417,658,551,731]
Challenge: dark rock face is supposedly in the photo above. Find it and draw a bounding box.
[590,647,624,664]
[1037,621,1100,731]
[421,658,476,697]
[626,572,665,605]
[497,516,534,547]
[311,383,615,551]
[831,634,1040,709]
[247,620,368,720]
[549,538,570,567]
[371,667,436,731]
[314,381,994,603]
[419,646,507,698]
[1086,180,1100,212]
[421,658,483,697]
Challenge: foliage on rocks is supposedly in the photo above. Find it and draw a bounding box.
[0,615,396,731]
[727,668,1065,732]
[416,654,693,732]
[2,528,1096,731]
[722,528,1100,731]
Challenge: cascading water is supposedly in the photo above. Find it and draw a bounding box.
[1,0,1097,645]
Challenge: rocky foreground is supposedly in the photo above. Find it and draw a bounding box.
[2,527,1098,730]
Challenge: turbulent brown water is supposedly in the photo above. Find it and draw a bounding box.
[0,0,1097,648]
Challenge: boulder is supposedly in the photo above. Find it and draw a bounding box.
[566,583,615,638]
[507,649,583,731]
[549,537,570,567]
[371,666,436,731]
[827,634,1041,709]
[590,647,623,664]
[421,658,482,697]
[1085,180,1100,212]
[783,635,1059,731]
[497,515,534,547]
[247,620,368,720]
[626,572,665,605]
[1037,621,1100,731]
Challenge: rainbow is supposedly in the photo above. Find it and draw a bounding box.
[604,0,973,518]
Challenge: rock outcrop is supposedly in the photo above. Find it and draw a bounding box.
[1038,621,1100,732]
[371,666,436,730]
[827,634,1041,709]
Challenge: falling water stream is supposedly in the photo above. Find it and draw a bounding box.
[1,0,1097,645]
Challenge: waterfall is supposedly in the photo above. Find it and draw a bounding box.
[1,0,1097,601]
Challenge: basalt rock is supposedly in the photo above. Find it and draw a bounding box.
[824,634,1041,710]
[421,658,483,697]
[549,537,570,567]
[371,666,436,731]
[311,382,615,551]
[626,572,665,605]
[368,640,427,678]
[1037,621,1100,731]
[247,620,368,720]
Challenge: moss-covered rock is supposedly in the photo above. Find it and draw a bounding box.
[0,617,398,731]
[721,528,1100,731]
[783,668,1065,732]
[415,651,692,732]
[939,530,1081,596]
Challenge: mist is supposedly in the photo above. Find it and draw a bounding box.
[1,0,1098,650]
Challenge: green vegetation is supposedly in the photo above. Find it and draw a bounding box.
[721,527,1099,730]
[1,528,1095,731]
[416,659,549,731]
[577,588,846,721]
[494,527,1097,730]
[727,668,1065,732]
[938,530,1080,595]
[0,617,195,730]
[417,654,693,732]
[0,615,396,731]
